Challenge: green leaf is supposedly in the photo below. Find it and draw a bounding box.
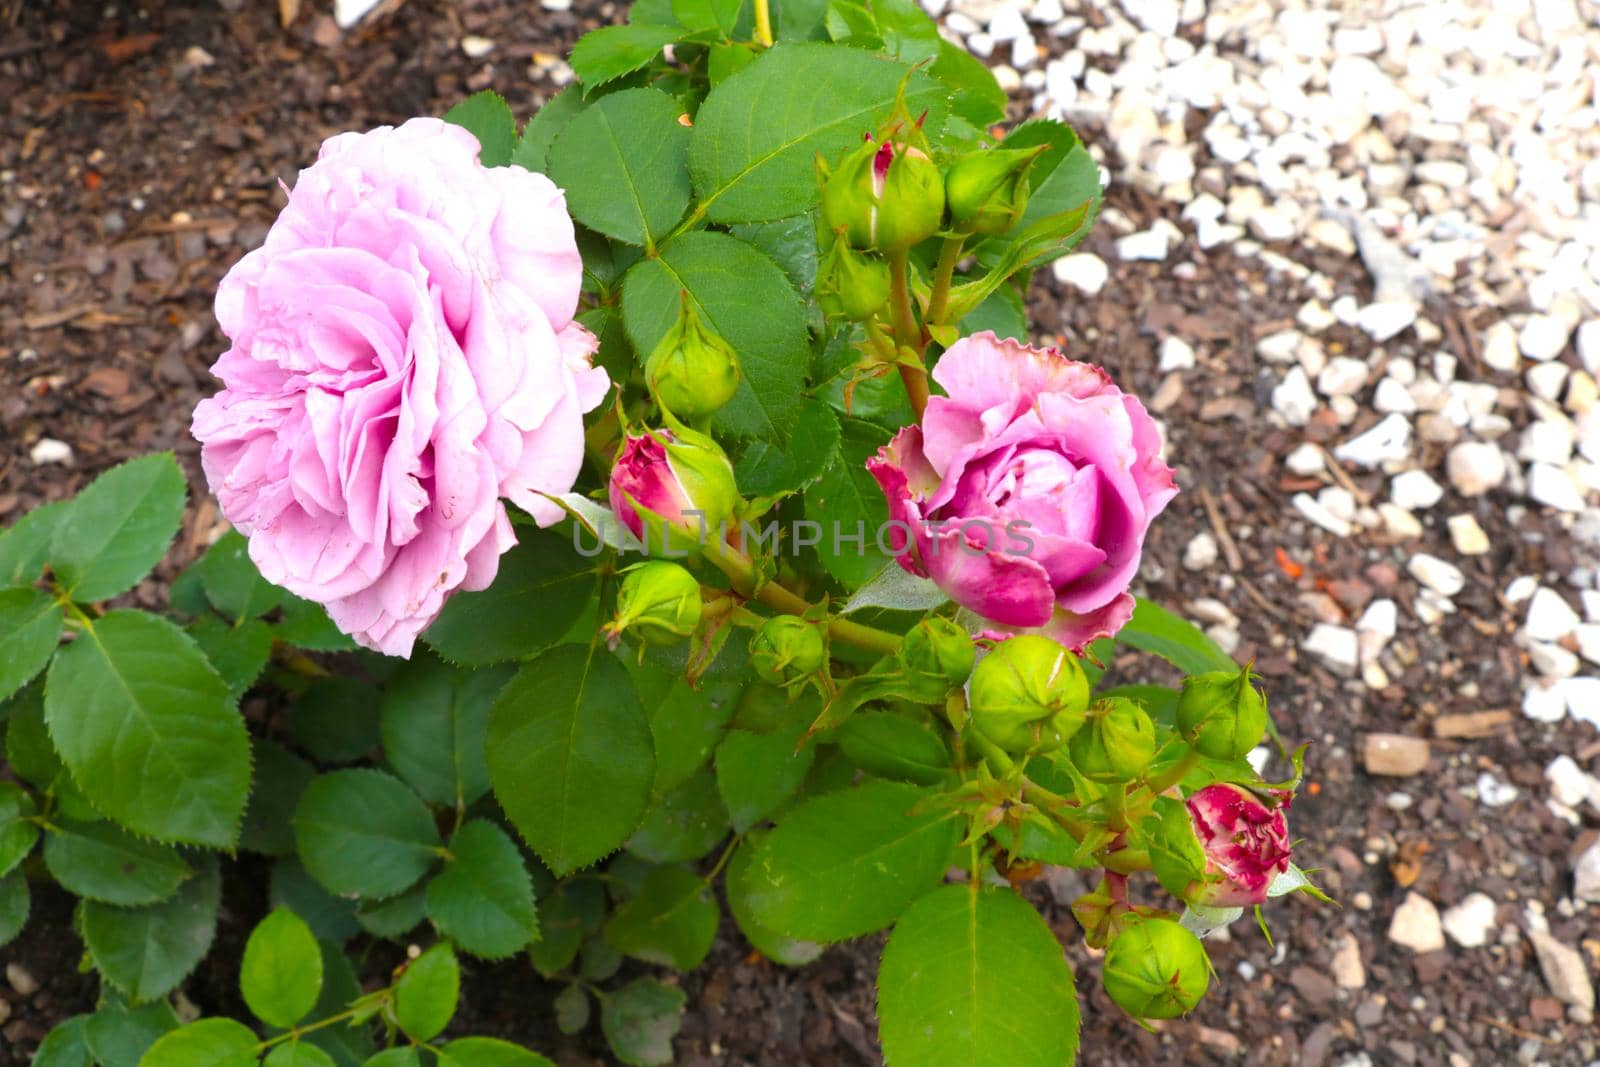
[445,90,517,167]
[628,767,729,863]
[293,769,442,900]
[601,978,685,1067]
[688,43,947,223]
[930,39,1007,127]
[0,781,39,877]
[45,609,250,848]
[51,454,186,602]
[437,1038,558,1067]
[987,119,1102,268]
[635,665,739,794]
[622,231,808,442]
[186,615,274,700]
[381,657,513,808]
[742,780,958,942]
[33,1016,93,1067]
[195,529,283,622]
[512,87,585,174]
[241,907,324,1029]
[774,0,827,39]
[871,0,941,62]
[269,857,360,944]
[803,417,892,586]
[527,879,607,976]
[732,397,839,497]
[673,0,742,35]
[426,820,539,959]
[265,1045,339,1067]
[724,834,822,966]
[362,1053,420,1067]
[0,869,29,946]
[839,560,946,614]
[87,997,181,1067]
[356,882,427,938]
[424,527,599,664]
[708,41,758,84]
[603,865,718,969]
[571,24,681,90]
[837,712,951,786]
[0,586,60,704]
[6,680,94,820]
[80,859,220,1001]
[487,645,654,876]
[291,677,381,764]
[548,89,691,248]
[0,499,70,586]
[42,818,191,905]
[394,943,460,1042]
[135,1018,259,1067]
[878,885,1080,1067]
[273,594,357,652]
[555,984,592,1034]
[714,722,813,832]
[241,739,316,856]
[1118,597,1236,676]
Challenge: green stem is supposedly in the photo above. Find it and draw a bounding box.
[753,0,774,46]
[1101,848,1150,875]
[257,1004,370,1051]
[886,247,929,418]
[925,235,965,326]
[1103,782,1127,834]
[1145,749,1201,795]
[1021,779,1093,840]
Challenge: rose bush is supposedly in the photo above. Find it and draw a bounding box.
[191,117,607,655]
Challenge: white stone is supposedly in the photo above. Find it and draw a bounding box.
[1356,301,1417,342]
[1545,756,1599,809]
[1574,838,1600,903]
[1530,931,1595,1009]
[1522,315,1575,361]
[1520,419,1576,466]
[1051,253,1108,294]
[1408,554,1464,597]
[1390,470,1444,510]
[1183,532,1218,571]
[460,35,494,58]
[1387,893,1445,953]
[1446,442,1506,496]
[1527,587,1582,642]
[1476,771,1518,807]
[1447,514,1490,556]
[1159,336,1196,372]
[987,5,1029,40]
[1524,681,1568,723]
[1121,0,1179,35]
[1373,378,1416,414]
[1273,367,1318,427]
[1285,443,1324,475]
[1530,642,1581,679]
[1330,934,1366,990]
[1256,330,1303,363]
[1334,414,1411,468]
[1482,322,1521,372]
[1248,205,1298,242]
[1317,357,1369,398]
[1528,362,1571,403]
[1561,677,1600,729]
[1528,462,1588,512]
[1116,229,1170,261]
[1578,321,1600,377]
[1575,623,1600,666]
[1440,893,1497,949]
[1293,493,1352,537]
[334,0,384,26]
[29,438,72,465]
[1378,503,1423,538]
[1305,623,1359,675]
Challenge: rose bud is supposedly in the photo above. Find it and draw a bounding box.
[1175,666,1268,761]
[608,426,740,557]
[895,616,976,703]
[1102,916,1210,1020]
[645,293,740,422]
[750,616,827,688]
[967,635,1088,752]
[821,136,945,252]
[944,144,1047,235]
[815,238,893,322]
[1185,783,1293,907]
[1068,697,1156,782]
[607,562,702,646]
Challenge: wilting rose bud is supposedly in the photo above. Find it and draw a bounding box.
[1102,916,1210,1020]
[815,238,893,321]
[821,137,945,252]
[645,294,740,422]
[1175,666,1268,761]
[1068,697,1156,782]
[608,426,739,556]
[896,616,976,703]
[750,616,827,687]
[1186,783,1292,907]
[967,635,1089,752]
[944,144,1046,235]
[607,562,702,646]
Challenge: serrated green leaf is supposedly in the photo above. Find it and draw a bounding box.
[0,498,70,586]
[186,614,274,700]
[394,943,459,1042]
[982,119,1102,270]
[32,1016,93,1067]
[445,90,516,167]
[571,23,681,90]
[424,527,599,664]
[80,859,220,1001]
[380,657,512,808]
[870,0,940,61]
[241,907,324,1029]
[803,417,892,587]
[195,529,283,622]
[839,559,947,615]
[724,835,822,966]
[45,609,250,848]
[714,721,813,832]
[673,0,742,34]
[708,41,758,84]
[527,879,607,976]
[603,865,718,970]
[0,869,29,946]
[488,645,654,876]
[622,231,808,442]
[878,885,1080,1067]
[269,857,360,944]
[4,680,90,817]
[437,1038,558,1067]
[548,89,690,248]
[265,1044,339,1067]
[87,997,181,1067]
[293,769,442,900]
[836,711,951,786]
[634,664,739,794]
[0,781,38,878]
[688,43,947,223]
[355,882,427,938]
[601,978,685,1067]
[241,739,315,856]
[513,86,585,174]
[426,820,538,959]
[42,818,190,905]
[0,585,61,704]
[273,594,357,652]
[930,38,1007,127]
[135,1018,258,1067]
[291,676,381,764]
[51,454,186,602]
[732,396,839,497]
[1118,597,1236,676]
[742,779,959,942]
[628,767,729,863]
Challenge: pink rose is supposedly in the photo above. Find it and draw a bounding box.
[608,427,739,552]
[1186,784,1292,907]
[868,332,1176,650]
[192,118,608,656]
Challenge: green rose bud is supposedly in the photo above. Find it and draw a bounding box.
[895,617,977,703]
[1102,916,1210,1020]
[944,144,1047,235]
[645,293,740,421]
[750,616,826,688]
[1068,697,1157,782]
[967,635,1089,752]
[1175,666,1268,761]
[608,562,702,646]
[820,137,945,252]
[816,238,893,321]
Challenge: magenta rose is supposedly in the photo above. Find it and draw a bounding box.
[868,332,1177,650]
[608,426,739,552]
[1186,784,1293,907]
[191,118,608,656]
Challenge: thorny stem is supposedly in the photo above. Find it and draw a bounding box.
[925,235,965,326]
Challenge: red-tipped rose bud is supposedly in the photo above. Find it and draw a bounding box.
[1102,915,1210,1020]
[608,426,739,556]
[821,136,945,252]
[1186,783,1292,907]
[645,293,740,422]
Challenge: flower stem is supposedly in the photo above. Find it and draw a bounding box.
[1146,749,1201,796]
[925,235,965,326]
[1101,848,1150,875]
[753,0,774,46]
[1103,781,1128,833]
